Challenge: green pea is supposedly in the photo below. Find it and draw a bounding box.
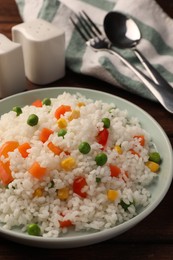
[102,118,110,128]
[27,223,41,236]
[58,129,67,137]
[149,152,161,164]
[78,142,91,154]
[27,114,39,126]
[95,152,107,166]
[42,98,51,106]
[12,106,22,116]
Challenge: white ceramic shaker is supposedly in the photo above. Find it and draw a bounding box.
[12,19,65,85]
[0,34,26,98]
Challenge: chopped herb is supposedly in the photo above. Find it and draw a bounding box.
[119,199,133,211]
[109,107,116,113]
[96,177,101,183]
[48,180,55,188]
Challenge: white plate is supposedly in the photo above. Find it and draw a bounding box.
[0,87,172,248]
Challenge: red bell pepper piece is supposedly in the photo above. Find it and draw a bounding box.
[110,164,121,177]
[59,219,73,228]
[73,176,87,198]
[96,128,109,148]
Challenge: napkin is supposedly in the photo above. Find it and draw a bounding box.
[15,0,173,101]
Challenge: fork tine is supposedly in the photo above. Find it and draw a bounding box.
[70,14,94,41]
[81,11,102,35]
[77,13,95,38]
[79,11,101,39]
[70,11,102,42]
[70,16,88,41]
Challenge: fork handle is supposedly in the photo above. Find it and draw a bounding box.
[106,48,173,113]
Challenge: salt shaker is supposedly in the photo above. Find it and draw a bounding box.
[12,19,65,85]
[0,34,26,98]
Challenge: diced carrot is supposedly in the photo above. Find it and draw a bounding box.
[18,142,31,158]
[39,128,53,143]
[0,141,19,158]
[54,105,71,120]
[109,164,121,177]
[0,160,13,185]
[59,219,73,228]
[47,142,63,155]
[31,99,42,107]
[133,135,145,146]
[28,162,46,179]
[129,149,140,157]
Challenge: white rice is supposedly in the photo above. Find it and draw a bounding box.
[0,92,159,237]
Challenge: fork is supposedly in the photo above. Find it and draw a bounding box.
[70,11,173,113]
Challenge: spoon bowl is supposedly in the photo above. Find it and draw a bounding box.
[103,11,141,49]
[103,11,173,113]
[103,11,162,84]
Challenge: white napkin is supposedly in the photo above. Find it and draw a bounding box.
[15,0,173,101]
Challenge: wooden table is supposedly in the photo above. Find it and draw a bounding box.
[0,0,173,259]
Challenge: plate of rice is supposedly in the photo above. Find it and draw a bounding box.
[0,87,172,248]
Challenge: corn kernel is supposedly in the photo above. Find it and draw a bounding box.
[57,118,67,129]
[57,187,69,200]
[107,190,119,201]
[77,102,85,107]
[145,161,160,172]
[33,188,43,197]
[114,145,123,154]
[68,110,80,121]
[60,157,76,171]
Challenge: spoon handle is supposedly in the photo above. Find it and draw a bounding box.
[106,48,173,113]
[134,49,159,84]
[134,49,172,88]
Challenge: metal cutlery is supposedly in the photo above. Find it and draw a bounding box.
[70,11,173,113]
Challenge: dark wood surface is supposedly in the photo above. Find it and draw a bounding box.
[0,0,173,259]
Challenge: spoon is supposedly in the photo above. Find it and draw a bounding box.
[103,11,159,84]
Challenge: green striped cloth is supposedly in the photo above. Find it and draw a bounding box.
[15,0,173,101]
